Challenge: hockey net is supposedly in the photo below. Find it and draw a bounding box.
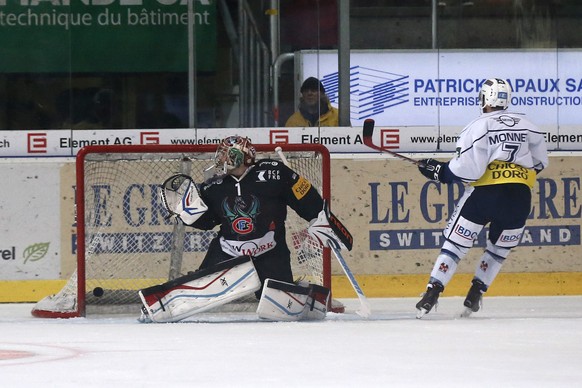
[31,143,340,318]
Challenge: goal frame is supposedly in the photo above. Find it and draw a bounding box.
[74,143,332,317]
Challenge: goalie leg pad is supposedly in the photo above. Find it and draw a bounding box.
[139,256,261,323]
[304,283,330,320]
[256,279,330,321]
[256,279,310,321]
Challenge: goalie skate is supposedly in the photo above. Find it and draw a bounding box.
[138,256,261,323]
[138,306,153,324]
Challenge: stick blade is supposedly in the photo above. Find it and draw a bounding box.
[329,244,372,319]
[356,301,372,319]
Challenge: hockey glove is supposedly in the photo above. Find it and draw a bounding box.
[160,174,208,225]
[418,159,446,182]
[308,201,353,251]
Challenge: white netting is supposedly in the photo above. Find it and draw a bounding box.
[32,145,329,317]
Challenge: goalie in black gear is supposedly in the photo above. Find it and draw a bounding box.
[139,136,351,322]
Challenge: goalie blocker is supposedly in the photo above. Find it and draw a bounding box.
[308,200,353,251]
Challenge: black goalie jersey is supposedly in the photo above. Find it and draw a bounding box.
[192,159,324,259]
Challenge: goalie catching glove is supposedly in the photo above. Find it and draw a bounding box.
[160,174,208,225]
[308,201,353,251]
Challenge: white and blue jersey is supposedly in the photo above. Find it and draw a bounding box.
[448,110,548,187]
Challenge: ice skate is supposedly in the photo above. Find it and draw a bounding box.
[138,306,153,324]
[416,282,444,319]
[460,279,486,317]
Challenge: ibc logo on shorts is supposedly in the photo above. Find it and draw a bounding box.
[454,224,478,241]
[500,234,520,242]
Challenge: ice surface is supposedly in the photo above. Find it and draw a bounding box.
[1,296,582,387]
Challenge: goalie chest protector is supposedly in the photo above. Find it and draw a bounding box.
[197,160,322,240]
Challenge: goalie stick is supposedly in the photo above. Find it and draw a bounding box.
[276,145,371,318]
[274,146,289,166]
[362,119,426,167]
[329,244,371,318]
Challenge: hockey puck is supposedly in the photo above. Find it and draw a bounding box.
[93,287,104,297]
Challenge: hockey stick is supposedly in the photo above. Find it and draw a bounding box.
[362,119,425,167]
[276,145,371,318]
[329,243,372,318]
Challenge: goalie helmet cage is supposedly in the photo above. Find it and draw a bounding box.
[31,143,341,318]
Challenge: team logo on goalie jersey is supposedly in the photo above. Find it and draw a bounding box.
[222,196,260,234]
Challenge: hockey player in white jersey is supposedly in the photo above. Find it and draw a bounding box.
[415,78,549,318]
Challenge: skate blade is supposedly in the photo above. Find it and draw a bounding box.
[459,307,473,318]
[416,308,428,319]
[138,307,153,324]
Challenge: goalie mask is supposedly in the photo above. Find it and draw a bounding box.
[214,136,256,174]
[479,78,511,112]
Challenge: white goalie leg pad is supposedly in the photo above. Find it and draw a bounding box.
[256,279,310,321]
[303,283,330,320]
[139,256,261,323]
[256,279,330,321]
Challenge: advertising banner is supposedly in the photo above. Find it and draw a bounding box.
[336,157,581,276]
[298,49,582,149]
[1,126,581,157]
[1,154,579,283]
[0,161,62,280]
[0,0,216,72]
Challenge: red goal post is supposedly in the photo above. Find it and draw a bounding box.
[32,143,339,318]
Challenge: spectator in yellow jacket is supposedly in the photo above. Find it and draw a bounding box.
[285,77,339,127]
